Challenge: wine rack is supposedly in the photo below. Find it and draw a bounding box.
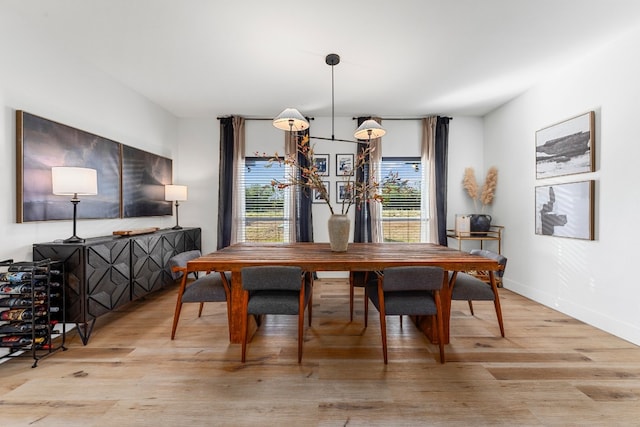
[0,259,66,367]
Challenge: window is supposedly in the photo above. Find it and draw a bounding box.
[380,157,423,242]
[241,157,289,242]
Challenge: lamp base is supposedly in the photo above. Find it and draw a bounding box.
[171,225,183,230]
[63,235,85,243]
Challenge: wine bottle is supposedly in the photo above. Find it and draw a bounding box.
[0,307,47,321]
[0,297,43,308]
[0,283,45,294]
[0,272,31,283]
[0,322,47,334]
[0,335,47,348]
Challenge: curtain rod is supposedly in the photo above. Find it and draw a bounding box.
[216,116,315,121]
[351,116,453,121]
[216,116,453,121]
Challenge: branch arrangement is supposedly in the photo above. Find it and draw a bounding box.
[262,135,382,215]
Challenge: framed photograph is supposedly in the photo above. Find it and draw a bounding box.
[536,111,595,179]
[535,180,594,240]
[336,181,353,204]
[122,146,173,217]
[336,153,354,176]
[312,181,330,204]
[16,111,121,222]
[313,154,329,176]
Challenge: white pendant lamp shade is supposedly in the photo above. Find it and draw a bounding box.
[165,185,188,201]
[273,108,310,131]
[354,119,386,140]
[51,167,98,196]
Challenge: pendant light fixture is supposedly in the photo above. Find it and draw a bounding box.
[273,53,386,143]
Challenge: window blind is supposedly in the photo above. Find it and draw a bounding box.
[380,157,423,242]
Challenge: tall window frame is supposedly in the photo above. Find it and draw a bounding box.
[379,156,425,243]
[239,156,292,243]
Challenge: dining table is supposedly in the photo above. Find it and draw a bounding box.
[186,242,501,344]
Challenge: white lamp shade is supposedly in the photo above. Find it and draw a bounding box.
[354,119,386,140]
[165,184,188,201]
[51,167,98,195]
[273,108,310,131]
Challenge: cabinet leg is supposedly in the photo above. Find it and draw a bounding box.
[76,319,96,345]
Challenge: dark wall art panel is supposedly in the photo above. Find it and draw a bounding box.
[16,111,121,222]
[122,145,172,218]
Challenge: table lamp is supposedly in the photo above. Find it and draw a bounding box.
[51,166,98,243]
[165,184,188,230]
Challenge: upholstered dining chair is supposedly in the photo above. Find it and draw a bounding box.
[169,250,231,340]
[365,266,446,364]
[240,266,312,363]
[450,249,507,337]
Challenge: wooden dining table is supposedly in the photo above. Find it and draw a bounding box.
[186,242,500,344]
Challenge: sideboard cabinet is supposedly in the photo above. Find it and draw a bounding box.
[33,227,200,344]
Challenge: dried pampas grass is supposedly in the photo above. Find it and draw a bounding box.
[480,166,498,207]
[462,166,498,212]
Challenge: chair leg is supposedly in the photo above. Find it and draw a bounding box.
[468,300,475,316]
[241,292,249,363]
[364,287,369,328]
[198,302,205,317]
[486,271,505,337]
[171,273,189,340]
[349,273,355,322]
[490,285,505,338]
[308,277,313,327]
[399,315,403,328]
[377,284,388,364]
[298,311,304,364]
[171,301,183,340]
[298,286,305,364]
[434,290,445,364]
[494,297,505,337]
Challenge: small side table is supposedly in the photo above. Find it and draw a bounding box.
[446,225,503,254]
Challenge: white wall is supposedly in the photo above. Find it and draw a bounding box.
[484,26,640,345]
[175,119,221,254]
[0,9,179,262]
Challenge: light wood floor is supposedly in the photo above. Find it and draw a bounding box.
[1,278,639,426]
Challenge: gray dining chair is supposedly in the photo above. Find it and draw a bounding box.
[240,265,312,363]
[450,249,507,337]
[364,266,446,364]
[169,250,231,340]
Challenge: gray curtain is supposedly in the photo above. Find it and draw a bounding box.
[217,117,234,249]
[217,116,244,249]
[434,117,450,246]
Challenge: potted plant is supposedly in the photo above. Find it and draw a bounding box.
[262,135,382,251]
[462,166,498,234]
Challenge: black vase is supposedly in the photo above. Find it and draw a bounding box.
[469,214,492,236]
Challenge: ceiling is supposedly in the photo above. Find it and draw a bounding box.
[4,0,640,118]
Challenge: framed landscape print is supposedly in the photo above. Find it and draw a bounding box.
[535,111,595,179]
[336,153,354,176]
[16,111,121,222]
[535,180,594,240]
[312,181,330,204]
[313,154,329,176]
